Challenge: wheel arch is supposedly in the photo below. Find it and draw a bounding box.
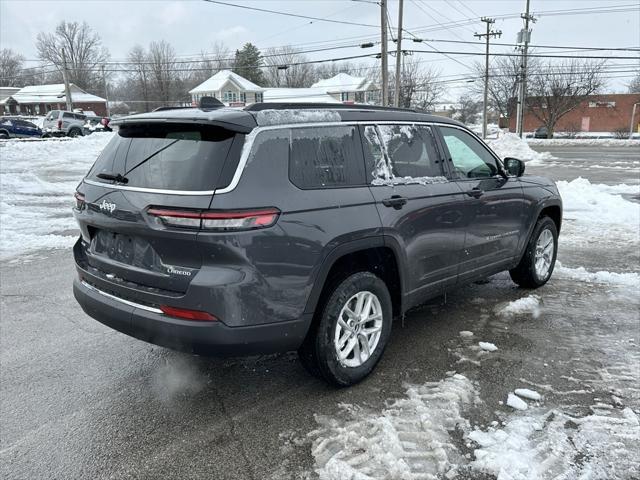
[303,237,405,320]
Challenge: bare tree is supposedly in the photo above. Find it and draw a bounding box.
[36,21,109,91]
[0,49,26,86]
[262,46,314,88]
[188,41,231,87]
[389,57,443,110]
[450,94,482,124]
[525,59,606,138]
[628,72,640,94]
[469,54,541,121]
[127,45,151,112]
[148,40,178,104]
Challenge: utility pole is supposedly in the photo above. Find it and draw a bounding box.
[61,48,73,112]
[474,18,501,139]
[380,0,389,107]
[394,0,404,107]
[515,0,536,137]
[101,65,111,117]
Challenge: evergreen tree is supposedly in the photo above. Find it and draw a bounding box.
[233,43,264,85]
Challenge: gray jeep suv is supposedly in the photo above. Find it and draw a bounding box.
[73,102,562,386]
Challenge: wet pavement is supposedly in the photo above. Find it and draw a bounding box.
[1,145,639,479]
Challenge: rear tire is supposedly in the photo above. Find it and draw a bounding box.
[298,272,392,387]
[68,128,82,137]
[0,132,8,139]
[510,216,558,288]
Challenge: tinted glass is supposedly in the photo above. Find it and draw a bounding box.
[87,123,238,191]
[378,124,443,178]
[440,127,498,178]
[62,112,73,119]
[289,126,365,189]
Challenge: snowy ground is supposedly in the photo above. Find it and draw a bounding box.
[0,133,113,260]
[1,135,639,479]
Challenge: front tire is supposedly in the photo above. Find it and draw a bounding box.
[298,272,392,386]
[510,216,558,288]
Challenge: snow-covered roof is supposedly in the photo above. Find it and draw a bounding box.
[311,73,372,92]
[8,84,106,104]
[263,88,340,104]
[189,70,264,94]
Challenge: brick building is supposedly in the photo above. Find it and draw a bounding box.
[509,93,640,134]
[0,84,107,116]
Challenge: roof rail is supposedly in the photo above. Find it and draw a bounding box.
[152,106,195,112]
[244,102,418,113]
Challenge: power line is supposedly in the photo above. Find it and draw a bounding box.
[201,0,379,28]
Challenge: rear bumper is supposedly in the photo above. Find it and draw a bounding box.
[73,277,311,356]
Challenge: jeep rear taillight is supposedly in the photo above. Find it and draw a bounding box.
[147,208,280,231]
[74,191,86,210]
[57,119,62,130]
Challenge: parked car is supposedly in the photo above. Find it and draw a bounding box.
[42,110,86,137]
[72,102,562,386]
[0,117,42,139]
[533,126,550,138]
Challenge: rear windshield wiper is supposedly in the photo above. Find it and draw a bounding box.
[123,139,180,177]
[96,172,129,184]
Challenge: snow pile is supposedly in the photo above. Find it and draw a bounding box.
[506,393,528,411]
[459,331,474,338]
[485,132,554,162]
[310,374,477,480]
[469,408,640,480]
[555,263,640,288]
[478,342,498,352]
[528,137,640,147]
[0,134,114,260]
[557,177,640,226]
[497,295,541,318]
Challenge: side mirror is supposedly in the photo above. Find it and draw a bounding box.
[504,157,525,177]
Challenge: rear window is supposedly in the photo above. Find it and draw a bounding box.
[87,123,240,191]
[289,126,365,189]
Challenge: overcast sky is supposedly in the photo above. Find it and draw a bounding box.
[1,0,639,97]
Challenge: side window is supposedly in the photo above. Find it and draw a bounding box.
[289,125,365,189]
[378,124,443,178]
[440,127,499,179]
[361,125,390,180]
[63,112,73,119]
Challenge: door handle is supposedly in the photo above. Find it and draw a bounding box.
[382,195,408,209]
[466,188,484,198]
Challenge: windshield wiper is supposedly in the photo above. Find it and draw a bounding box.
[123,139,180,177]
[96,172,129,184]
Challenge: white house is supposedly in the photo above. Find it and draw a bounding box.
[189,70,264,106]
[0,84,107,116]
[311,73,378,104]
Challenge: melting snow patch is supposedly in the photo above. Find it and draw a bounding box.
[514,389,542,401]
[506,393,528,411]
[555,263,640,288]
[255,109,341,126]
[498,295,541,318]
[459,331,474,338]
[478,342,498,352]
[468,408,640,479]
[371,175,448,186]
[309,374,477,480]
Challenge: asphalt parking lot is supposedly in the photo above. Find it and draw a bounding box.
[1,144,639,479]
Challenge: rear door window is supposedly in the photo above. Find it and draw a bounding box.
[87,123,240,191]
[289,125,365,189]
[378,124,444,178]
